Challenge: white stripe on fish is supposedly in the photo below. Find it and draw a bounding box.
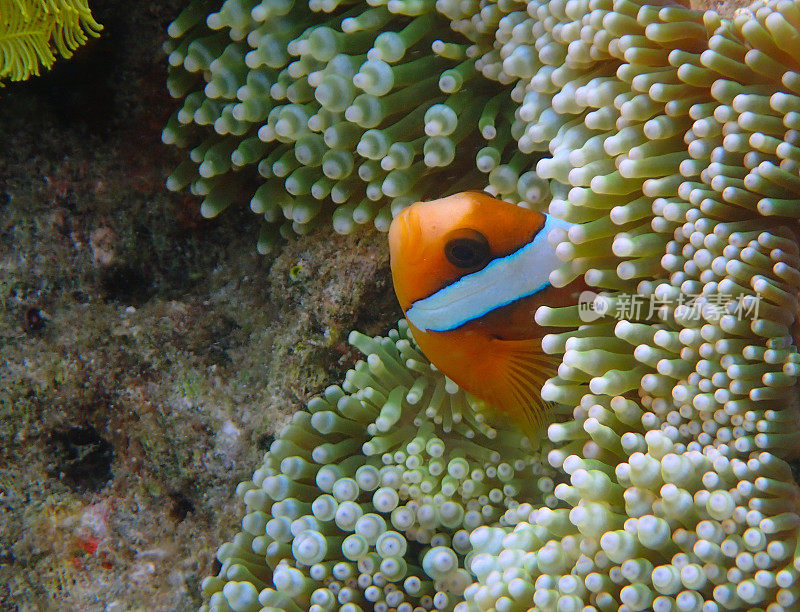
[406,214,572,332]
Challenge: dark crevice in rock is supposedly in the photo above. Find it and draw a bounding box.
[48,424,114,490]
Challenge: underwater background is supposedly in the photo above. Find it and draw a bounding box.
[3,0,800,609]
[1,3,398,607]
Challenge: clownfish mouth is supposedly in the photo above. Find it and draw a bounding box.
[405,215,572,332]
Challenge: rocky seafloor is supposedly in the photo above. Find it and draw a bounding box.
[0,2,400,609]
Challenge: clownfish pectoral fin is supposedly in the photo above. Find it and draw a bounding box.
[484,337,561,437]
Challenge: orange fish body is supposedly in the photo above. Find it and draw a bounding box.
[388,191,576,434]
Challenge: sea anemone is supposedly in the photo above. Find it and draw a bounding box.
[462,423,800,611]
[200,322,562,611]
[198,0,800,607]
[452,0,800,606]
[163,0,538,252]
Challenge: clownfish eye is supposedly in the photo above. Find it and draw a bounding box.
[444,229,490,269]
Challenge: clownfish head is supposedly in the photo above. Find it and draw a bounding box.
[388,191,552,313]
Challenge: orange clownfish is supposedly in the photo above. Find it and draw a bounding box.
[388,191,576,434]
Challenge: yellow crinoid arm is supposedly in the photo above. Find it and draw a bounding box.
[0,0,101,84]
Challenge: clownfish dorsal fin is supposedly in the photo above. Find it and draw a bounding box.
[482,337,560,437]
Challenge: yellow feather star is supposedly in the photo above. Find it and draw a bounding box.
[0,0,102,84]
